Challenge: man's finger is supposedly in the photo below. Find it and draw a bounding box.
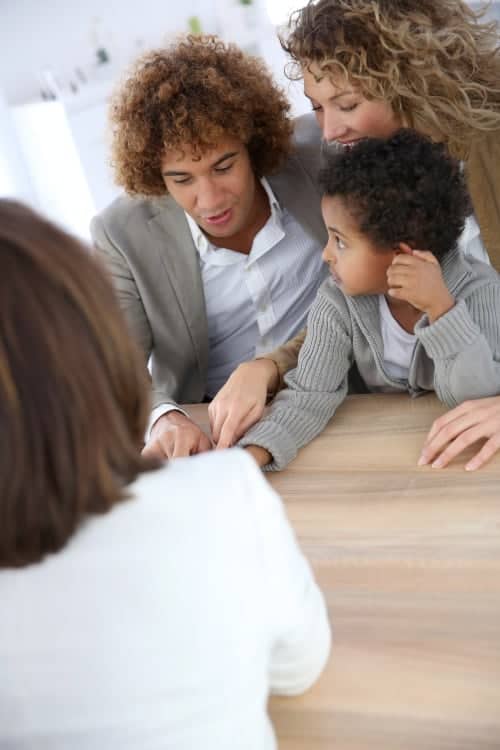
[197,432,214,454]
[141,441,166,460]
[171,435,195,459]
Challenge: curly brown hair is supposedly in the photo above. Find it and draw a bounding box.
[281,0,500,156]
[110,35,293,196]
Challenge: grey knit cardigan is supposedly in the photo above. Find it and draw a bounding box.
[240,248,500,470]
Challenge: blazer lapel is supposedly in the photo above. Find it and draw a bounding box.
[267,156,327,247]
[148,197,209,378]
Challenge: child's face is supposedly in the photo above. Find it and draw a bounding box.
[321,195,395,296]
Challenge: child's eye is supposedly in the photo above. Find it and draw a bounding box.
[335,235,346,250]
[311,104,323,113]
[173,177,192,185]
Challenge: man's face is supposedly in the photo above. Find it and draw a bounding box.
[161,137,260,242]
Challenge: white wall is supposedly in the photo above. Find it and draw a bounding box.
[0,0,218,105]
[0,90,35,202]
[0,0,304,237]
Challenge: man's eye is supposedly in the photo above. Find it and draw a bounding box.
[215,163,233,173]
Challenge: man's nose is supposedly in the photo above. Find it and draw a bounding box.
[196,178,222,212]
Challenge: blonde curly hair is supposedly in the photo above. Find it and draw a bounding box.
[281,0,500,156]
[110,35,293,196]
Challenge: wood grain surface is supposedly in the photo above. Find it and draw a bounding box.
[185,394,500,750]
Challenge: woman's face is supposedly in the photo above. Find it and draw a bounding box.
[302,65,402,146]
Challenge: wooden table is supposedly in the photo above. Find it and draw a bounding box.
[186,394,500,750]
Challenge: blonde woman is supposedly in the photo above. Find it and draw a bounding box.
[209,0,500,469]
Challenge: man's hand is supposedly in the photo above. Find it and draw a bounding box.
[419,396,500,470]
[209,359,279,450]
[142,410,212,460]
[387,244,455,323]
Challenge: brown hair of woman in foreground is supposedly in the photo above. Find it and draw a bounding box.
[282,0,500,156]
[0,201,158,568]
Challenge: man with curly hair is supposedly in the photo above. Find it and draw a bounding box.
[91,35,328,460]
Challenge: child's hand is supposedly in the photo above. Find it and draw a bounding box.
[387,243,455,322]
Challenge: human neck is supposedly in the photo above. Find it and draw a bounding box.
[207,181,270,255]
[385,294,423,334]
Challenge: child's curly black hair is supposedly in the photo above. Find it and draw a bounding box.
[318,129,472,260]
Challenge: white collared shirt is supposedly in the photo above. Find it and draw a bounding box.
[186,177,326,398]
[148,177,326,434]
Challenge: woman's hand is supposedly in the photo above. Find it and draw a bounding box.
[209,359,279,449]
[419,396,500,470]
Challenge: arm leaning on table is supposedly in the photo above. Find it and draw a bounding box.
[91,216,212,459]
[415,282,500,408]
[239,284,353,471]
[210,331,306,450]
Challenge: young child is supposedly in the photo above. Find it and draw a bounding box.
[239,129,500,470]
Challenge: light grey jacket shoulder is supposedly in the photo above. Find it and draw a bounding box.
[90,114,326,409]
[240,248,500,470]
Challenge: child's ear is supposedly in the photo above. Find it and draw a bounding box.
[396,242,414,255]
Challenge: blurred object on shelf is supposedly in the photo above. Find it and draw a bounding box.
[188,16,203,34]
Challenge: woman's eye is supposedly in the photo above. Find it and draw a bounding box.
[335,235,346,250]
[311,104,323,112]
[173,177,192,185]
[339,103,358,113]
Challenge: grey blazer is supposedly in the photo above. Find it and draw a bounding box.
[91,113,327,409]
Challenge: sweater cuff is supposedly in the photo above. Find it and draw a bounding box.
[415,299,480,358]
[238,420,298,471]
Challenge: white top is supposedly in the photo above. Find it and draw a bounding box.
[378,293,417,381]
[0,450,330,750]
[148,178,326,434]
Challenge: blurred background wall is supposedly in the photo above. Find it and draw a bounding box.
[0,0,498,239]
